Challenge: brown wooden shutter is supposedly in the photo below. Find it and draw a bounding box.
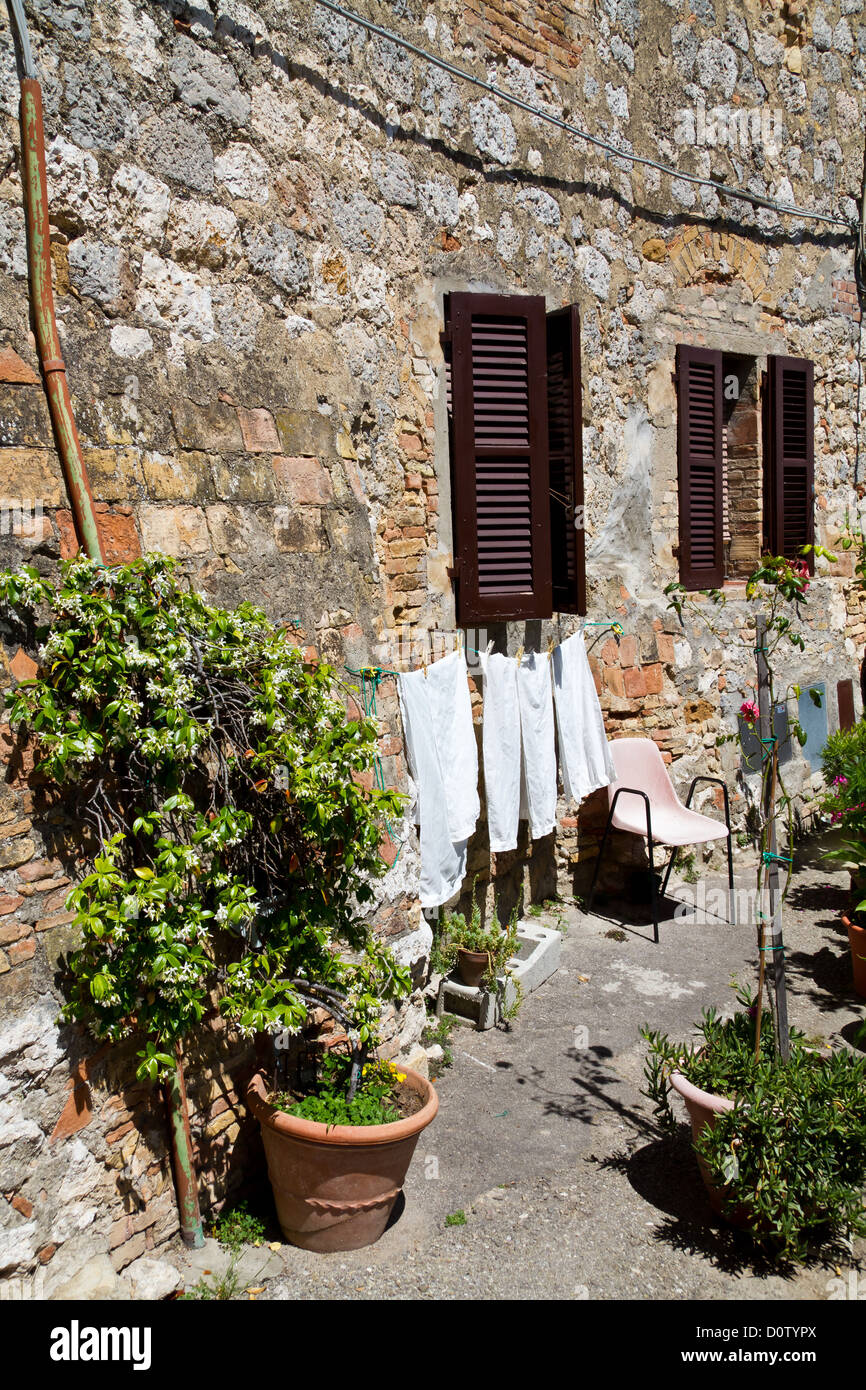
[676,344,724,589]
[838,678,855,731]
[764,355,815,565]
[447,292,552,624]
[546,304,585,615]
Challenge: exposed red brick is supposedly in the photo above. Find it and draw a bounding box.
[9,648,38,682]
[623,667,647,699]
[34,910,75,932]
[236,406,281,454]
[603,667,624,697]
[272,455,333,505]
[0,895,23,915]
[7,937,35,965]
[656,633,675,664]
[18,858,64,882]
[643,663,664,695]
[49,1083,94,1143]
[57,505,141,564]
[11,1193,33,1218]
[0,921,28,946]
[37,1244,56,1264]
[0,347,40,383]
[404,472,423,489]
[106,1120,135,1145]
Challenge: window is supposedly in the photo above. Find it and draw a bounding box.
[675,345,814,590]
[442,292,585,625]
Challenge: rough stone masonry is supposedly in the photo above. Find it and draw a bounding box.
[0,0,863,1288]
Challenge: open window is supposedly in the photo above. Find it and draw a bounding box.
[442,292,585,625]
[675,344,814,590]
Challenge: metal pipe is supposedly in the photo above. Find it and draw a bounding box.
[18,78,104,563]
[165,1043,205,1249]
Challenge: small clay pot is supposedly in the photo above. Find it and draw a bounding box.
[247,1067,438,1253]
[456,947,490,988]
[842,915,866,998]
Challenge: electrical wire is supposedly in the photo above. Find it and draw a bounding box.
[313,0,856,234]
[8,0,37,79]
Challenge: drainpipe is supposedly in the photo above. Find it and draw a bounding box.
[7,2,204,1248]
[8,0,104,562]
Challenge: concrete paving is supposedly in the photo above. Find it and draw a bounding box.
[175,840,866,1301]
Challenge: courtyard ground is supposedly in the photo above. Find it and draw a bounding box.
[172,835,865,1303]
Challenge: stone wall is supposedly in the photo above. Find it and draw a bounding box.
[0,0,864,1286]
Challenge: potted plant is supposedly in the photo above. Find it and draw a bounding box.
[247,1045,437,1252]
[820,720,866,997]
[642,989,866,1259]
[433,892,522,1006]
[0,554,415,1246]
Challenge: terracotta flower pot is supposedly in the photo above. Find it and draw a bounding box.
[842,915,866,998]
[670,1070,738,1219]
[246,1067,438,1252]
[456,946,490,988]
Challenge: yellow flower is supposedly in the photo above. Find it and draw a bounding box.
[396,1072,406,1083]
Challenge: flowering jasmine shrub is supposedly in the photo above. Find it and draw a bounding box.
[0,555,410,1083]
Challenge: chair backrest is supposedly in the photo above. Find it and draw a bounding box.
[608,738,682,809]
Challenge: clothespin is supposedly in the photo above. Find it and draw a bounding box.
[547,636,556,660]
[515,644,524,665]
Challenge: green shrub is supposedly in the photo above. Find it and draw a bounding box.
[642,991,866,1260]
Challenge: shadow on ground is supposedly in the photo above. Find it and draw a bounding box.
[603,1127,851,1281]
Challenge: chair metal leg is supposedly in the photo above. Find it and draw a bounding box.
[647,829,659,945]
[685,775,736,925]
[589,788,659,942]
[660,846,678,903]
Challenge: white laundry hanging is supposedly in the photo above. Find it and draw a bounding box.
[478,649,521,853]
[552,631,617,803]
[516,649,557,840]
[397,650,479,908]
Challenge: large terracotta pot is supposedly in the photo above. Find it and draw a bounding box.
[842,915,866,998]
[246,1067,438,1252]
[670,1070,736,1218]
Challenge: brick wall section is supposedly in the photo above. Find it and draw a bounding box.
[832,278,862,324]
[463,0,590,78]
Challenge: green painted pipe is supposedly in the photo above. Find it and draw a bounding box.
[165,1044,205,1249]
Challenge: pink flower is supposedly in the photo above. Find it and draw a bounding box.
[833,775,849,786]
[740,700,760,723]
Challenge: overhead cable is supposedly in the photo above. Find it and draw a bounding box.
[313,0,857,234]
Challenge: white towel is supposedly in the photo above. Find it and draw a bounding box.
[516,651,557,840]
[552,632,616,803]
[478,651,521,853]
[397,651,479,908]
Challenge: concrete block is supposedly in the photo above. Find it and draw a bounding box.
[435,923,561,1030]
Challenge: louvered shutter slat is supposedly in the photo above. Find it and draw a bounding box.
[546,304,586,614]
[765,355,814,567]
[448,292,551,622]
[677,345,724,589]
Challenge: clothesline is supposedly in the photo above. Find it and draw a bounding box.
[344,620,624,683]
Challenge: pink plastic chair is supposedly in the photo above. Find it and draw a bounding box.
[586,738,734,941]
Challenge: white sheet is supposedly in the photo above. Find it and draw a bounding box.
[397,651,479,907]
[478,650,521,853]
[516,650,557,840]
[552,632,616,803]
